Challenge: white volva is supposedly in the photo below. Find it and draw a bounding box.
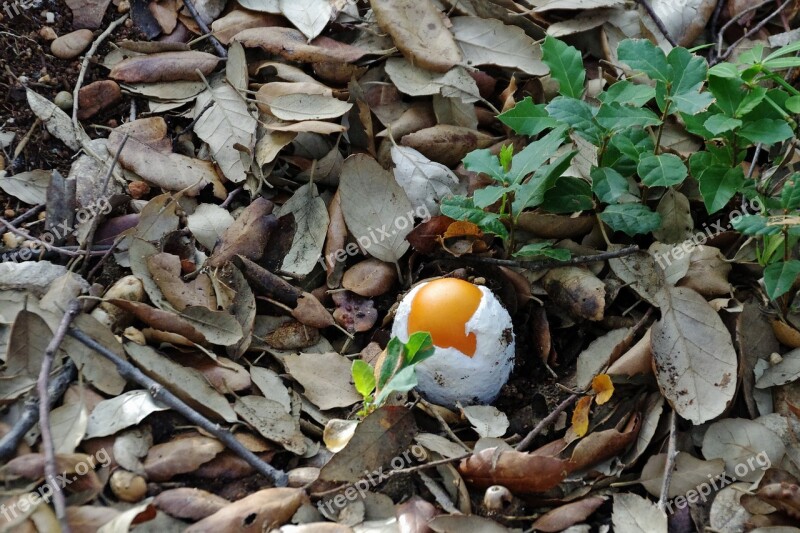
[391,282,515,407]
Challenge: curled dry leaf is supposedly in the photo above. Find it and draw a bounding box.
[185,488,308,533]
[275,183,329,276]
[651,286,737,424]
[144,436,225,482]
[324,189,347,288]
[146,253,215,311]
[85,390,169,439]
[542,266,606,321]
[208,197,277,268]
[153,488,230,521]
[451,16,548,76]
[391,145,462,216]
[576,328,631,389]
[342,258,397,297]
[609,249,667,307]
[458,447,572,494]
[332,290,378,333]
[370,0,462,73]
[384,58,482,103]
[109,51,220,83]
[401,125,496,168]
[233,27,368,63]
[234,396,306,455]
[211,9,282,44]
[532,496,607,532]
[280,0,333,40]
[284,352,362,410]
[676,245,732,297]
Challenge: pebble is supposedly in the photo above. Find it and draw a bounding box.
[50,29,93,59]
[45,11,55,24]
[77,80,122,119]
[54,91,74,110]
[38,27,57,41]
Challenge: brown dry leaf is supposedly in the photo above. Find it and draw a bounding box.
[84,390,168,439]
[264,320,320,350]
[187,355,252,393]
[676,245,732,297]
[407,215,455,254]
[458,447,571,494]
[638,452,724,498]
[124,342,238,423]
[275,183,329,276]
[144,436,225,482]
[185,487,308,532]
[324,189,347,288]
[320,406,417,483]
[211,9,282,44]
[575,328,631,389]
[429,515,510,532]
[332,290,378,333]
[109,51,220,83]
[609,249,667,307]
[515,212,595,239]
[401,125,496,168]
[370,0,462,73]
[149,0,178,34]
[532,496,607,532]
[0,310,50,402]
[233,27,368,63]
[592,374,614,405]
[653,189,693,244]
[255,81,332,112]
[234,396,306,454]
[147,253,215,311]
[284,352,362,410]
[612,493,667,533]
[451,16,547,75]
[702,418,785,482]
[208,198,277,268]
[737,302,780,417]
[569,413,640,471]
[65,0,111,28]
[651,287,737,425]
[153,488,230,521]
[342,258,397,297]
[642,0,717,47]
[542,266,606,321]
[66,506,120,532]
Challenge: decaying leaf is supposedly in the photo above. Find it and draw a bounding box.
[283,351,362,410]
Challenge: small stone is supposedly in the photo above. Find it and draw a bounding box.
[77,80,122,119]
[50,29,93,59]
[45,11,55,23]
[54,91,74,111]
[39,27,57,41]
[127,180,150,199]
[117,0,130,12]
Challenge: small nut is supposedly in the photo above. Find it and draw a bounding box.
[110,469,147,502]
[54,91,74,111]
[483,485,513,513]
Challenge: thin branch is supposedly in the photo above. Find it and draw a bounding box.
[0,219,111,258]
[635,0,678,47]
[434,245,640,271]
[414,393,471,453]
[658,409,678,512]
[716,0,792,63]
[72,14,129,128]
[4,203,45,227]
[38,301,81,533]
[516,394,578,451]
[0,362,76,461]
[181,0,227,57]
[67,327,289,487]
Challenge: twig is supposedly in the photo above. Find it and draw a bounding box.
[434,245,640,271]
[414,393,471,453]
[716,0,792,63]
[4,203,45,227]
[715,0,772,59]
[0,362,76,461]
[708,0,728,61]
[220,186,243,209]
[0,219,111,258]
[38,301,81,533]
[516,394,578,451]
[635,0,677,47]
[658,409,678,512]
[181,0,227,57]
[418,471,461,514]
[72,14,129,128]
[86,236,125,282]
[67,327,289,487]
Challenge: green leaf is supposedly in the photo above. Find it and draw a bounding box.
[541,177,592,213]
[591,166,634,203]
[786,95,800,114]
[378,337,403,390]
[764,260,800,300]
[618,39,670,82]
[781,174,800,210]
[499,145,513,173]
[736,86,767,117]
[404,332,435,365]
[598,80,655,107]
[763,40,800,62]
[514,242,571,261]
[542,36,585,98]
[508,126,568,184]
[731,214,782,236]
[666,47,713,115]
[739,119,794,145]
[703,114,742,135]
[512,151,576,214]
[545,96,602,144]
[708,76,744,117]
[600,203,662,237]
[441,196,508,239]
[763,57,800,70]
[374,365,418,407]
[638,154,688,187]
[708,62,740,78]
[473,185,509,208]
[463,149,506,183]
[497,97,560,136]
[608,129,654,163]
[596,102,661,131]
[352,360,376,398]
[697,165,745,214]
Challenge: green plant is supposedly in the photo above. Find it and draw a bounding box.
[443,35,800,300]
[351,331,434,416]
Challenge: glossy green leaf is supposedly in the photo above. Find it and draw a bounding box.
[512,151,576,214]
[591,166,634,203]
[786,95,800,114]
[638,154,688,187]
[378,337,403,390]
[514,242,571,261]
[404,332,435,365]
[374,365,417,406]
[352,360,376,398]
[708,76,744,117]
[697,165,745,214]
[708,62,740,78]
[739,119,794,145]
[546,96,602,144]
[598,80,655,107]
[781,174,800,210]
[441,196,508,239]
[497,97,560,136]
[736,86,767,117]
[508,126,568,184]
[731,214,782,236]
[764,260,800,300]
[463,149,506,183]
[618,39,670,82]
[542,36,585,98]
[703,114,742,135]
[474,185,509,208]
[600,203,662,236]
[596,102,661,131]
[666,47,713,115]
[541,177,592,213]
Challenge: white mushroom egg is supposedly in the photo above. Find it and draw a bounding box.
[391,278,515,407]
